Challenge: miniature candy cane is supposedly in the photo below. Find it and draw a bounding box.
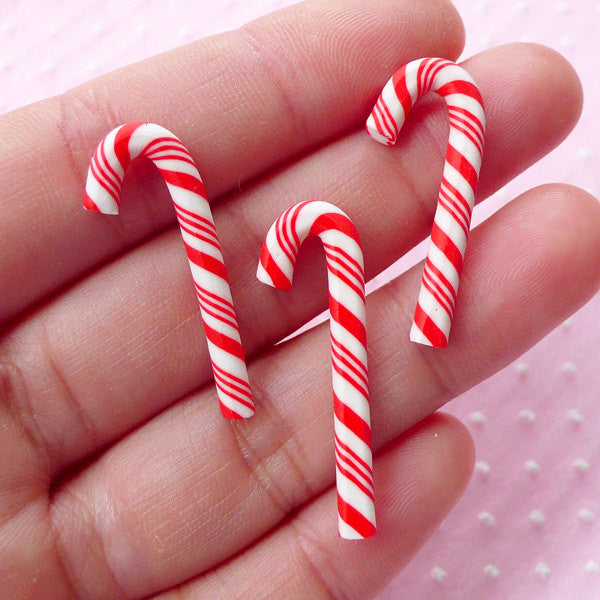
[83,122,254,419]
[257,200,375,539]
[366,57,485,347]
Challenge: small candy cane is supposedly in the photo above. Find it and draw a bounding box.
[83,122,254,419]
[367,57,486,347]
[257,200,375,539]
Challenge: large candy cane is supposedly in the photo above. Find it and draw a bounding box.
[83,122,254,419]
[367,57,486,347]
[257,200,375,539]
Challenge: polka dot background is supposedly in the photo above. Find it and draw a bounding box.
[2,1,598,599]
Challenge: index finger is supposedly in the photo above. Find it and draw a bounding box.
[0,0,464,323]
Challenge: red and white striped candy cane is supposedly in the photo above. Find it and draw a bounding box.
[83,122,254,419]
[367,57,486,347]
[257,200,375,539]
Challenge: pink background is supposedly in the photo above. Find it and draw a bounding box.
[2,1,599,598]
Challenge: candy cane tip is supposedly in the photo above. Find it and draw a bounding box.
[409,323,448,348]
[83,192,119,214]
[221,405,255,419]
[83,192,100,212]
[365,120,395,146]
[338,517,377,539]
[256,261,292,290]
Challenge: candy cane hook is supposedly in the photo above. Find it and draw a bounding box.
[257,200,375,539]
[83,122,254,419]
[367,57,486,347]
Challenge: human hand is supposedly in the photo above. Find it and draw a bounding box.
[1,0,599,598]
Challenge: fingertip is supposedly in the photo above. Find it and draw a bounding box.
[387,412,475,518]
[291,412,475,600]
[467,43,584,197]
[531,183,600,298]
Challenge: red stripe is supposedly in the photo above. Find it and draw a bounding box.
[219,405,245,419]
[421,271,453,319]
[184,244,229,281]
[331,344,369,397]
[259,244,292,289]
[379,96,399,140]
[158,169,206,195]
[449,117,484,156]
[144,140,192,157]
[141,136,182,152]
[203,323,245,361]
[413,302,448,348]
[178,220,222,252]
[89,159,120,204]
[83,192,100,211]
[445,144,479,192]
[98,138,123,196]
[309,211,360,243]
[195,285,237,321]
[448,110,484,153]
[337,496,376,538]
[373,97,396,141]
[326,259,365,303]
[276,204,302,266]
[334,393,372,446]
[421,57,447,94]
[331,335,367,382]
[448,106,485,146]
[113,121,144,170]
[213,370,254,407]
[436,79,484,105]
[175,203,215,228]
[329,296,367,345]
[430,222,464,275]
[197,294,239,330]
[141,137,191,162]
[392,65,414,119]
[179,221,221,252]
[332,354,369,400]
[439,178,471,233]
[149,152,198,169]
[369,101,389,139]
[196,285,235,311]
[212,362,252,396]
[438,187,470,238]
[416,59,428,96]
[423,258,456,310]
[323,242,364,280]
[290,201,309,249]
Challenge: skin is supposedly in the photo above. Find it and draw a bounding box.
[1,0,599,598]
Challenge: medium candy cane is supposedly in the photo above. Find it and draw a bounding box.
[257,200,375,539]
[83,122,254,419]
[367,57,485,347]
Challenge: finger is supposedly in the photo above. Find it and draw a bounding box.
[48,185,600,599]
[157,414,474,600]
[0,44,584,476]
[0,0,464,323]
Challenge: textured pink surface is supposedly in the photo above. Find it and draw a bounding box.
[2,1,598,598]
